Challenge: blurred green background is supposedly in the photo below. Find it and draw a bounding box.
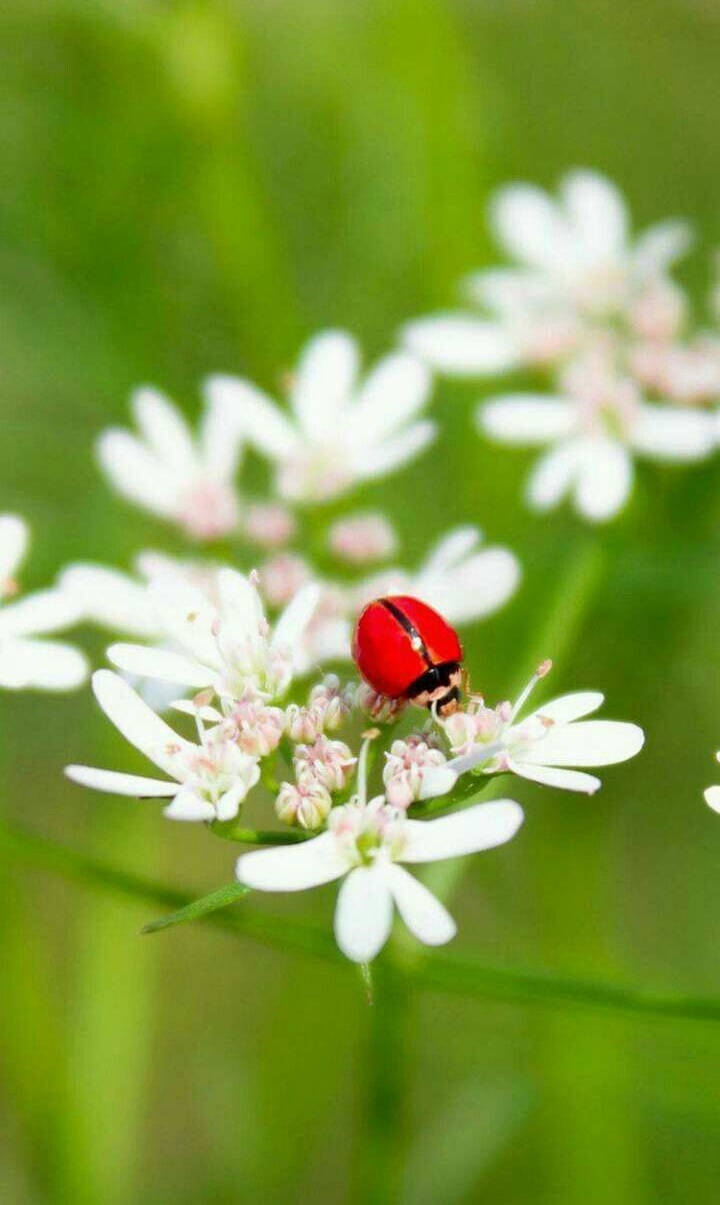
[3,0,720,1201]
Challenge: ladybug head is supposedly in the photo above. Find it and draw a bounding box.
[406,660,462,716]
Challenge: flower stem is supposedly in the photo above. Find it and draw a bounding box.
[208,821,310,845]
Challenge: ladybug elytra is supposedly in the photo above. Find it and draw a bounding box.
[352,595,463,716]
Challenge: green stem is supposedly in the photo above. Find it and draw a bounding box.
[209,821,310,845]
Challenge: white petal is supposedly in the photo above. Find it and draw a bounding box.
[526,439,584,512]
[97,431,179,517]
[526,691,604,725]
[480,395,578,445]
[290,330,359,439]
[416,547,520,624]
[107,643,212,689]
[217,568,265,636]
[385,864,456,947]
[633,220,693,275]
[204,375,297,460]
[58,563,160,638]
[574,439,633,522]
[148,578,222,668]
[163,787,215,822]
[0,638,88,691]
[420,527,480,576]
[630,405,715,462]
[416,764,459,800]
[490,183,569,270]
[403,799,524,863]
[561,170,627,260]
[235,832,347,892]
[64,765,177,797]
[91,669,193,776]
[334,865,394,963]
[521,719,645,768]
[0,515,28,580]
[132,387,197,474]
[350,420,436,480]
[272,583,320,656]
[199,395,244,481]
[0,588,84,638]
[170,698,223,723]
[345,353,431,447]
[464,267,554,314]
[704,786,720,814]
[508,759,601,794]
[402,314,519,376]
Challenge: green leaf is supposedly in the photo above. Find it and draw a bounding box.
[141,882,251,935]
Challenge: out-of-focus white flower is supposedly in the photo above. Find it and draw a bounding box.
[0,515,87,691]
[275,779,332,830]
[97,387,243,540]
[107,569,319,705]
[237,742,524,962]
[244,502,297,549]
[294,734,356,793]
[329,513,397,564]
[205,331,435,503]
[403,169,691,376]
[383,735,448,809]
[426,661,644,797]
[479,349,716,522]
[285,674,356,742]
[257,553,312,609]
[66,670,260,821]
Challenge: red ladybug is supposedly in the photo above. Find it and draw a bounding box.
[352,595,464,716]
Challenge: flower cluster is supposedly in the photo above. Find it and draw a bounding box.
[405,168,720,521]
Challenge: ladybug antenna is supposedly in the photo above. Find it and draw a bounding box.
[510,658,553,723]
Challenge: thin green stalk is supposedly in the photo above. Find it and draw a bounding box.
[209,821,310,845]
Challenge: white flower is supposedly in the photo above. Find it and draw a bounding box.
[237,743,524,963]
[383,735,448,809]
[630,335,720,406]
[257,553,312,609]
[205,331,435,503]
[275,780,333,830]
[329,513,397,564]
[427,661,644,797]
[403,169,691,376]
[107,568,319,706]
[479,350,716,522]
[0,515,87,691]
[97,386,243,540]
[66,670,260,821]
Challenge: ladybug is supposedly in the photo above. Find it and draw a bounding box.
[352,595,464,716]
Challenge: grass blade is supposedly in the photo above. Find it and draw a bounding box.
[141,882,250,934]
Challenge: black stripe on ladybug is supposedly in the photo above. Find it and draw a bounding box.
[379,598,432,668]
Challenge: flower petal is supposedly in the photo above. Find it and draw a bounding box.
[217,568,265,638]
[385,864,456,947]
[508,759,601,794]
[346,352,430,447]
[704,786,720,814]
[333,864,394,963]
[0,514,28,581]
[290,330,359,439]
[561,170,627,261]
[132,387,197,474]
[490,183,568,270]
[630,405,715,462]
[419,527,480,576]
[204,375,297,460]
[163,788,215,822]
[0,638,88,690]
[64,765,177,796]
[573,438,633,522]
[58,563,160,638]
[527,691,604,725]
[402,799,524,863]
[402,314,518,376]
[350,420,436,480]
[148,578,222,668]
[107,643,212,689]
[416,546,520,624]
[236,832,347,892]
[633,220,693,275]
[91,669,193,776]
[521,719,645,768]
[272,582,321,657]
[0,588,84,638]
[526,439,584,512]
[480,395,579,445]
[96,431,179,517]
[199,395,245,481]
